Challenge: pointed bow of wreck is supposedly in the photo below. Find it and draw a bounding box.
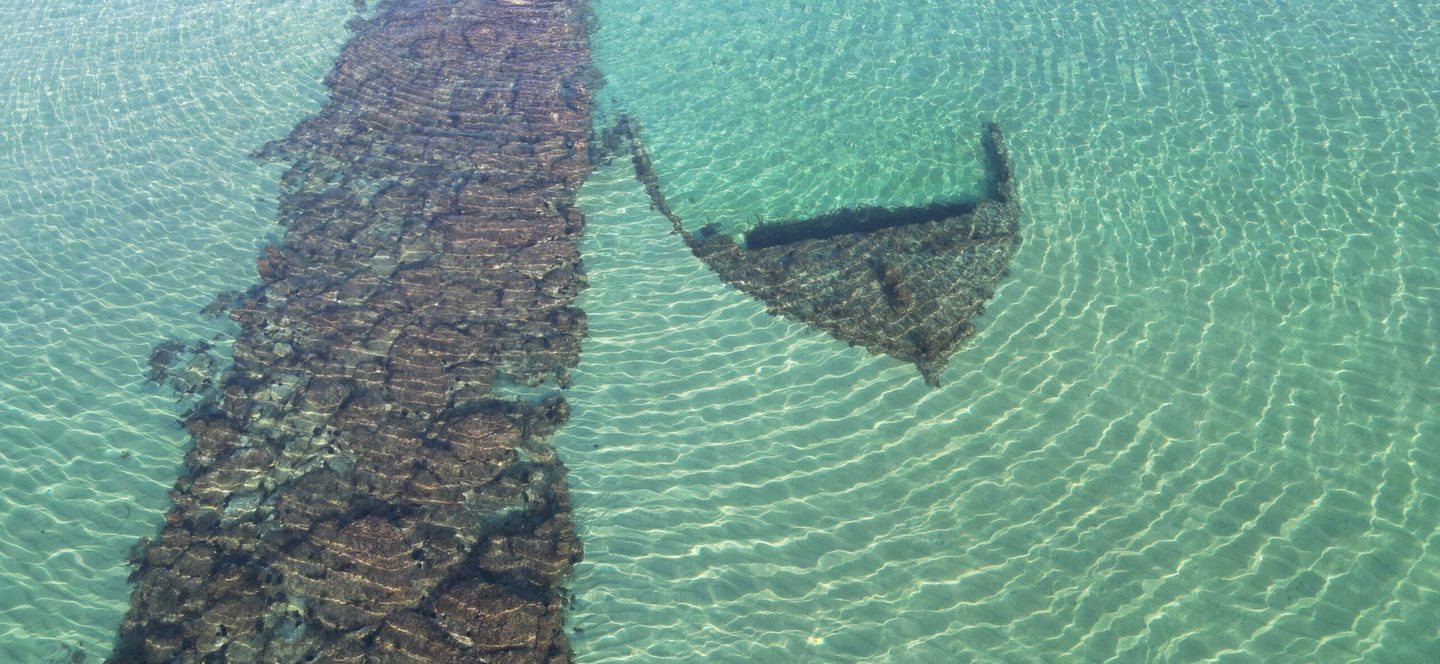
[619,119,1022,386]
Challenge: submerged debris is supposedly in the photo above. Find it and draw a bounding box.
[45,641,85,664]
[617,117,1021,386]
[146,338,218,397]
[199,289,243,318]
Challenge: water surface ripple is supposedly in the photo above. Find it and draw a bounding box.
[560,0,1440,661]
[1,2,350,660]
[2,0,1439,662]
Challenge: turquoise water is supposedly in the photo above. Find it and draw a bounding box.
[0,2,350,660]
[569,0,1440,661]
[2,0,1438,661]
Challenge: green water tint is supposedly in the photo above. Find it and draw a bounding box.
[2,0,1439,661]
[0,2,352,660]
[562,0,1440,661]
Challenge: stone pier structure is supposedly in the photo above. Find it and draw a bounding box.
[113,1,595,661]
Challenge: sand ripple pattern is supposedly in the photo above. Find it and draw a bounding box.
[0,2,351,661]
[561,0,1440,661]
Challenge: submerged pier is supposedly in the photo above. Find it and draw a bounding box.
[617,118,1022,386]
[114,1,595,661]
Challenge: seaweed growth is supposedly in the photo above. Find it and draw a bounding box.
[112,1,596,662]
[615,117,1021,386]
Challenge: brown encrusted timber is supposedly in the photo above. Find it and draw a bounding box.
[616,117,1021,386]
[111,1,595,662]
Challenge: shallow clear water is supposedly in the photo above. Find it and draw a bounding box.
[0,2,349,660]
[568,0,1440,661]
[3,0,1438,661]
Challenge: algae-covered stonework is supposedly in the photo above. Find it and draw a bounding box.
[113,1,595,661]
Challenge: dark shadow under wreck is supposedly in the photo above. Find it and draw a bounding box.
[613,117,1022,385]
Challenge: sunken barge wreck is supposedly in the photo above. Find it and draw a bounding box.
[113,0,1019,659]
[615,117,1022,385]
[113,0,595,661]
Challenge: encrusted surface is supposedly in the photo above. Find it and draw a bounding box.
[112,1,594,661]
[620,118,1021,386]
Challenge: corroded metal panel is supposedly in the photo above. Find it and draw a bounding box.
[618,118,1021,386]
